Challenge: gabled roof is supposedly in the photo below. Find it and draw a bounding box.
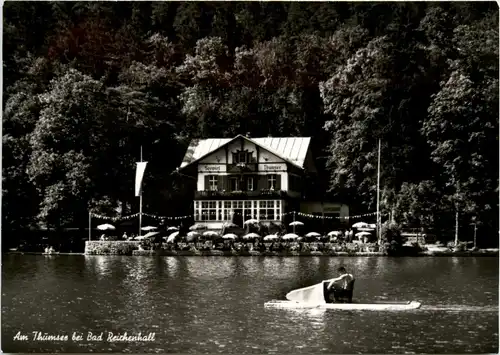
[180,135,311,170]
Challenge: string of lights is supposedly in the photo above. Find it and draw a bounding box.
[90,210,385,222]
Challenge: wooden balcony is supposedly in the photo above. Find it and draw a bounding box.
[227,163,257,173]
[194,189,288,200]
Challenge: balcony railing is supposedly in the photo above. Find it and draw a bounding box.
[227,163,257,173]
[195,189,288,199]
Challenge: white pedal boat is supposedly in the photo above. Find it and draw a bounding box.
[264,300,422,311]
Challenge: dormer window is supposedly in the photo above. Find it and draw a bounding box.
[232,150,254,164]
[238,151,247,163]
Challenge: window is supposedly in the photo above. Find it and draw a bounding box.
[217,201,222,220]
[266,208,275,220]
[201,201,217,221]
[238,151,247,163]
[268,174,277,189]
[247,177,254,191]
[230,178,239,191]
[208,175,218,191]
[258,200,275,220]
[195,199,281,222]
[223,201,231,221]
[233,150,254,164]
[244,201,252,220]
[201,201,208,221]
[194,201,200,221]
[207,201,217,221]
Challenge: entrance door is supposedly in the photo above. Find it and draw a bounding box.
[232,209,243,227]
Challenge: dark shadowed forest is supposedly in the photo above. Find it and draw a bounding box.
[2,2,498,245]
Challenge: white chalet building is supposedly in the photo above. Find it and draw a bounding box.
[178,135,349,229]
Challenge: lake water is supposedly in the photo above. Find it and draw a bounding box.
[2,255,498,353]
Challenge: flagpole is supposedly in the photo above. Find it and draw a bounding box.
[139,145,143,237]
[376,139,381,244]
[88,211,91,241]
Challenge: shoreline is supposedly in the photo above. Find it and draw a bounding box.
[5,250,499,257]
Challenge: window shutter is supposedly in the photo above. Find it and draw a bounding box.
[221,175,228,191]
[247,176,254,191]
[258,175,267,190]
[205,175,209,190]
[217,175,223,191]
[276,174,281,190]
[229,177,237,191]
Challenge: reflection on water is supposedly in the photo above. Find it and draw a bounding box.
[421,305,499,312]
[2,255,498,353]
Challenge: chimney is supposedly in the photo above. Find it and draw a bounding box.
[246,132,251,138]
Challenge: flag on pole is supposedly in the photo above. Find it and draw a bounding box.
[135,162,148,196]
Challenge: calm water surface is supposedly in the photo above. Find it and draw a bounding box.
[2,255,498,353]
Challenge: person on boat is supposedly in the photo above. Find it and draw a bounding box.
[325,266,355,303]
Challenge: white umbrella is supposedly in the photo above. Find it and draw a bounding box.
[368,224,377,229]
[327,231,342,237]
[166,226,179,232]
[263,235,278,241]
[352,222,369,228]
[355,231,372,237]
[167,232,180,243]
[141,226,157,231]
[97,224,115,231]
[222,234,237,240]
[189,224,207,231]
[134,235,146,240]
[305,232,321,238]
[242,233,260,240]
[223,222,239,228]
[282,233,299,240]
[358,227,375,232]
[289,221,304,227]
[203,231,219,237]
[144,231,160,238]
[187,231,200,237]
[243,219,259,225]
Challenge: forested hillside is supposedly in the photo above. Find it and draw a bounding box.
[3,2,498,242]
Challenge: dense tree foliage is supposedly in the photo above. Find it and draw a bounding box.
[3,2,498,244]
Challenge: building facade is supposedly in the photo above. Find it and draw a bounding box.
[178,135,349,229]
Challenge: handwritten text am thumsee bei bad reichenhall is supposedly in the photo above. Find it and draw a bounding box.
[13,331,156,342]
